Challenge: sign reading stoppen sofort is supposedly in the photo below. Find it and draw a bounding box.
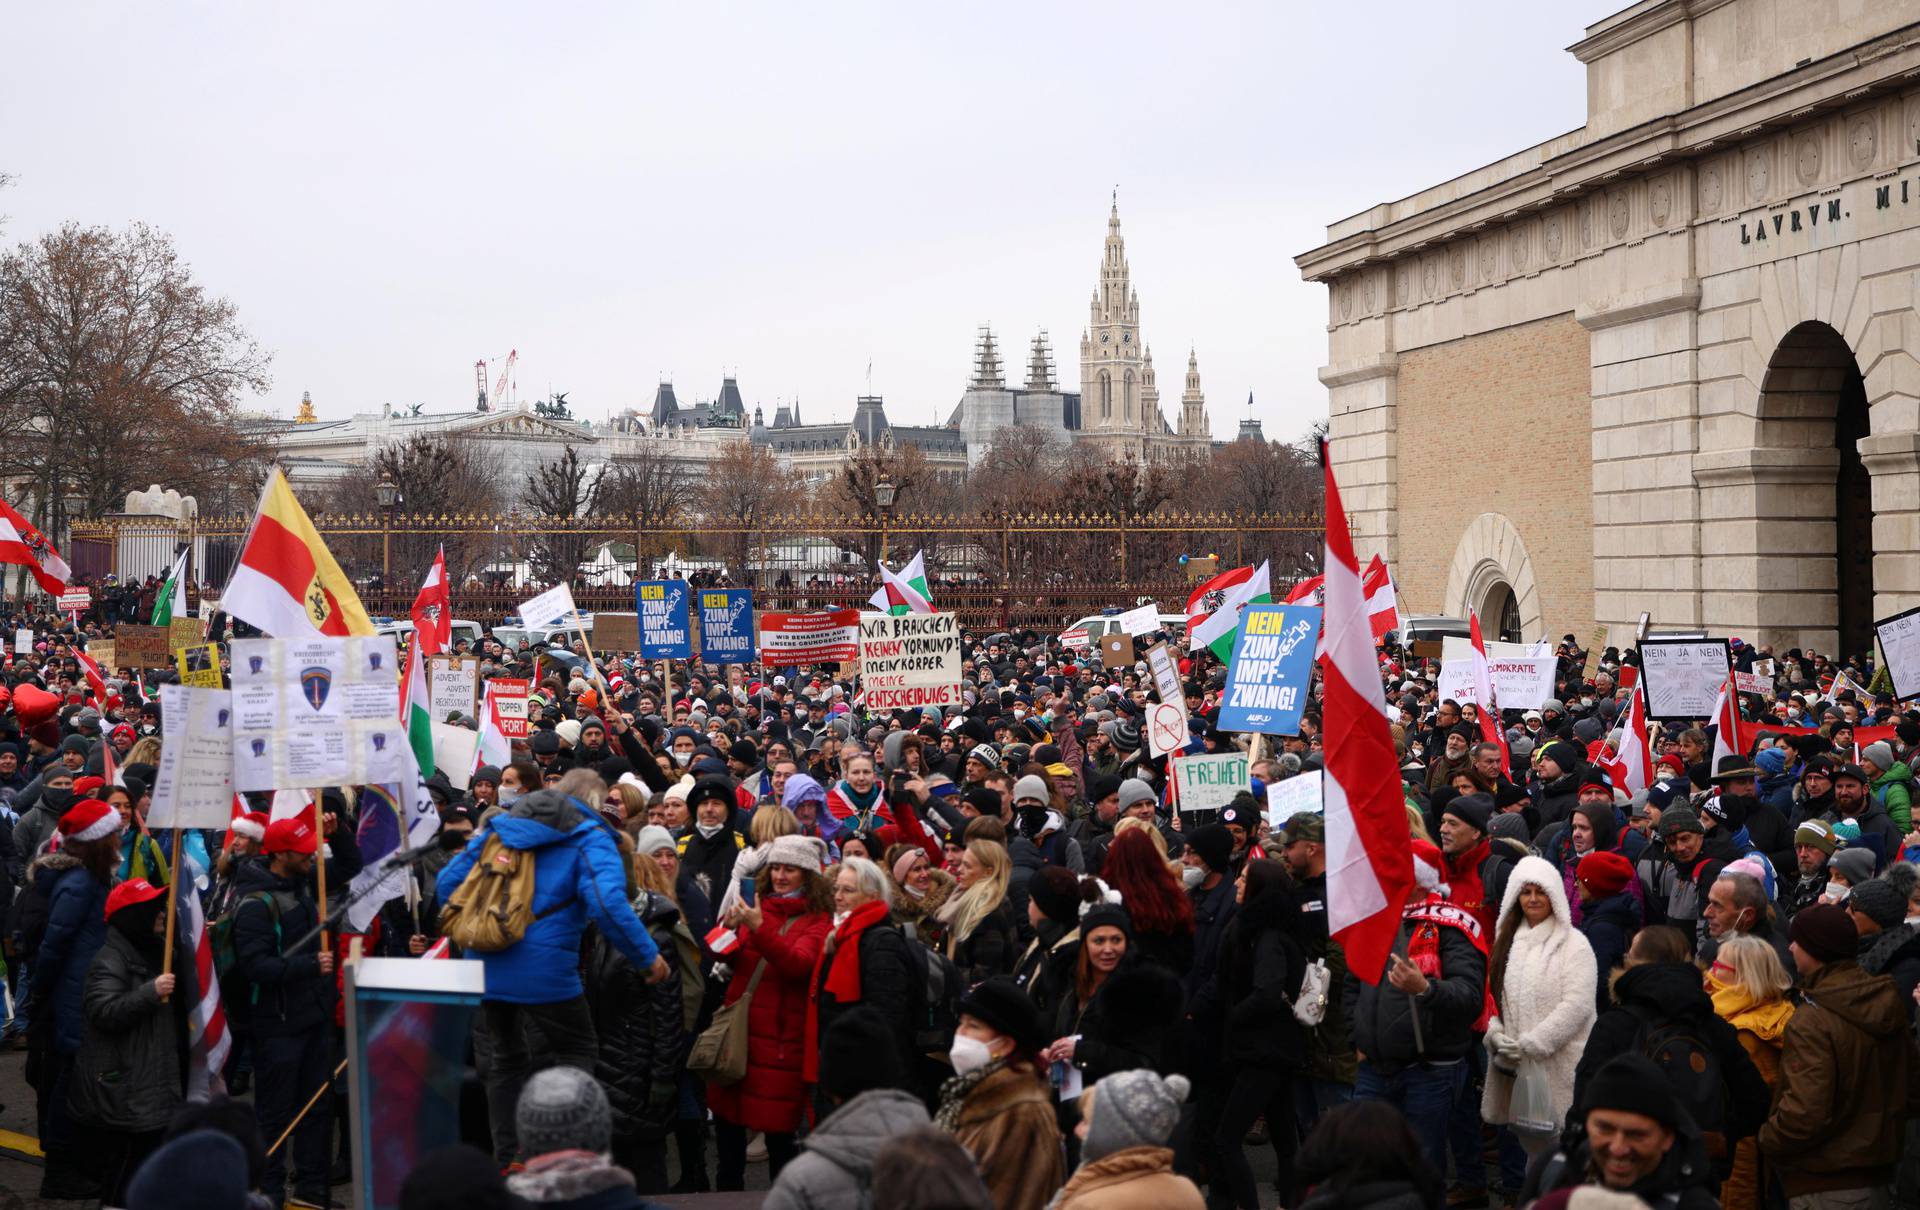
[859,611,962,709]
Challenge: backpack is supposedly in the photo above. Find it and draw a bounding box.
[1627,1004,1730,1159]
[901,923,963,1053]
[668,919,705,1036]
[438,833,571,953]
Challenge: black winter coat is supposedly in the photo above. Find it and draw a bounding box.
[230,859,333,1037]
[1184,876,1238,1010]
[948,898,1019,986]
[1346,909,1486,1074]
[1569,961,1769,1146]
[584,892,685,1144]
[1217,891,1307,1069]
[813,918,917,1093]
[677,827,744,910]
[1858,923,1920,1015]
[1578,890,1639,1013]
[69,928,196,1131]
[1011,920,1079,1025]
[1056,960,1186,1083]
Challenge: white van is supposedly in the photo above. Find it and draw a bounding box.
[1062,612,1186,647]
[375,618,487,650]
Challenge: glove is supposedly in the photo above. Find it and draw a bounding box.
[1494,1033,1525,1065]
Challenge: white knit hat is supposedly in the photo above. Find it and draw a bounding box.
[765,833,828,875]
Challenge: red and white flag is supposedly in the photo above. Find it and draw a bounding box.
[1317,441,1414,984]
[410,546,453,658]
[183,880,230,1096]
[1284,574,1325,606]
[1710,675,1745,771]
[73,645,107,708]
[1467,611,1509,776]
[1605,685,1653,796]
[0,500,70,597]
[1362,555,1400,642]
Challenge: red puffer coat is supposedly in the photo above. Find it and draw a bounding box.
[704,894,831,1133]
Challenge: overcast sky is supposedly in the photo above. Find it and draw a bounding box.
[4,2,1591,445]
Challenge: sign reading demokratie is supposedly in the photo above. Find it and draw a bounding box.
[230,635,406,792]
[760,609,860,664]
[858,611,961,709]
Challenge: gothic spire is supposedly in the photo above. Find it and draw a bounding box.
[1026,330,1057,392]
[971,324,1005,390]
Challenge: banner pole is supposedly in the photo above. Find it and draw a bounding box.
[573,607,613,702]
[158,825,182,1002]
[315,789,331,951]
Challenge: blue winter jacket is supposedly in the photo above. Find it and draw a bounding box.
[30,851,108,1054]
[435,789,659,1005]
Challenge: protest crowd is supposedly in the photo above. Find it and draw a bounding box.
[0,464,1918,1210]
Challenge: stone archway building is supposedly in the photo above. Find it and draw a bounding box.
[1297,0,1920,656]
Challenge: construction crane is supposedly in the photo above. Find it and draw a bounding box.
[474,359,489,411]
[494,348,518,409]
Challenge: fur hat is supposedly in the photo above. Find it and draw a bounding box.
[955,976,1044,1052]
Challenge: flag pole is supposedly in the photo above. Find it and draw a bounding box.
[315,790,331,950]
[572,606,613,702]
[159,825,182,1001]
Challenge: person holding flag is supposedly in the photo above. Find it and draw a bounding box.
[869,549,933,615]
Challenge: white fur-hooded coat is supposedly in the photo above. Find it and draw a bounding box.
[1481,854,1597,1126]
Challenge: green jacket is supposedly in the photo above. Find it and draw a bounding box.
[1872,763,1913,832]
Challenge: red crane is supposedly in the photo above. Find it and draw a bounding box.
[494,349,518,408]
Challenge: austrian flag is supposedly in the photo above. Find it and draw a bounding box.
[0,499,71,597]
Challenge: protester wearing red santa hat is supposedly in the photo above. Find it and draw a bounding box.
[1349,838,1491,1184]
[23,797,124,1198]
[68,877,201,1205]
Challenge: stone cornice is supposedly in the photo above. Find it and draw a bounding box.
[1577,279,1702,332]
[1693,446,1840,486]
[1318,353,1400,388]
[1296,20,1920,282]
[1568,0,1738,65]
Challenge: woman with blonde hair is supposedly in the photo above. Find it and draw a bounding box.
[937,839,1019,983]
[1707,933,1795,1210]
[884,840,955,941]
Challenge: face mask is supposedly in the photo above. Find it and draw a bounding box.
[439,831,470,851]
[1821,884,1848,905]
[1018,805,1049,839]
[1182,865,1206,889]
[1013,708,1027,720]
[497,789,520,806]
[948,1033,994,1077]
[674,751,692,766]
[42,787,74,812]
[696,821,724,839]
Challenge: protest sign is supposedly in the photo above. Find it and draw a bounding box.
[858,612,962,709]
[1439,636,1541,664]
[115,624,173,668]
[1217,604,1320,735]
[1436,655,1557,711]
[170,616,201,651]
[1752,658,1775,679]
[1099,633,1132,668]
[431,722,478,791]
[518,583,579,629]
[487,677,531,739]
[1147,701,1188,758]
[1265,770,1323,829]
[697,589,756,664]
[429,654,481,721]
[1145,642,1184,705]
[759,609,860,664]
[1637,638,1732,722]
[176,643,223,688]
[89,640,115,674]
[593,613,640,652]
[1113,603,1160,637]
[57,588,90,613]
[229,635,404,792]
[1170,751,1250,813]
[13,629,30,655]
[1582,624,1607,680]
[1733,670,1771,696]
[148,684,234,829]
[635,580,692,659]
[1875,606,1920,701]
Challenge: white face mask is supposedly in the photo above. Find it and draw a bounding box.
[1182,865,1206,890]
[1821,883,1848,905]
[948,1033,994,1076]
[696,821,724,839]
[674,751,692,766]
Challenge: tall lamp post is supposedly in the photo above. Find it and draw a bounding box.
[874,476,897,566]
[376,472,398,592]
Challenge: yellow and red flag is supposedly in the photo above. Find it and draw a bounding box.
[221,469,374,638]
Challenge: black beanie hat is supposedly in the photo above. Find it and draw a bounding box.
[956,976,1044,1051]
[1029,866,1082,926]
[1085,771,1122,805]
[824,1006,905,1101]
[1442,792,1494,835]
[963,785,1003,817]
[1187,823,1234,874]
[1790,901,1859,963]
[1579,1053,1682,1131]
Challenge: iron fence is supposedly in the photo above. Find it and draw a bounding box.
[68,509,1323,632]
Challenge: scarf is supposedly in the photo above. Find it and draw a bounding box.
[835,778,884,823]
[803,898,892,1085]
[934,1055,1013,1132]
[1404,894,1494,1032]
[1707,977,1795,1045]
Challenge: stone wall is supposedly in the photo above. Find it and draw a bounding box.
[1394,314,1596,637]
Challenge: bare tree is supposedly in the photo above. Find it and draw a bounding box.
[521,445,604,586]
[323,432,508,586]
[0,223,272,530]
[700,441,801,582]
[964,424,1069,513]
[818,442,946,566]
[598,443,699,569]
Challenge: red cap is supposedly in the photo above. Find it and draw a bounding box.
[263,816,317,856]
[1658,753,1687,776]
[104,878,167,920]
[1577,850,1636,898]
[72,775,106,797]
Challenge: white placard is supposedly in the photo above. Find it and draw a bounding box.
[518,583,579,629]
[1752,658,1776,679]
[1145,642,1184,704]
[1435,655,1558,711]
[1440,636,1540,664]
[1114,603,1161,638]
[1265,769,1323,829]
[148,685,235,829]
[858,612,962,710]
[229,636,404,792]
[1732,670,1771,695]
[429,655,481,722]
[431,721,478,791]
[13,629,30,655]
[1876,610,1920,701]
[1147,702,1188,758]
[1638,639,1732,721]
[1171,751,1250,813]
